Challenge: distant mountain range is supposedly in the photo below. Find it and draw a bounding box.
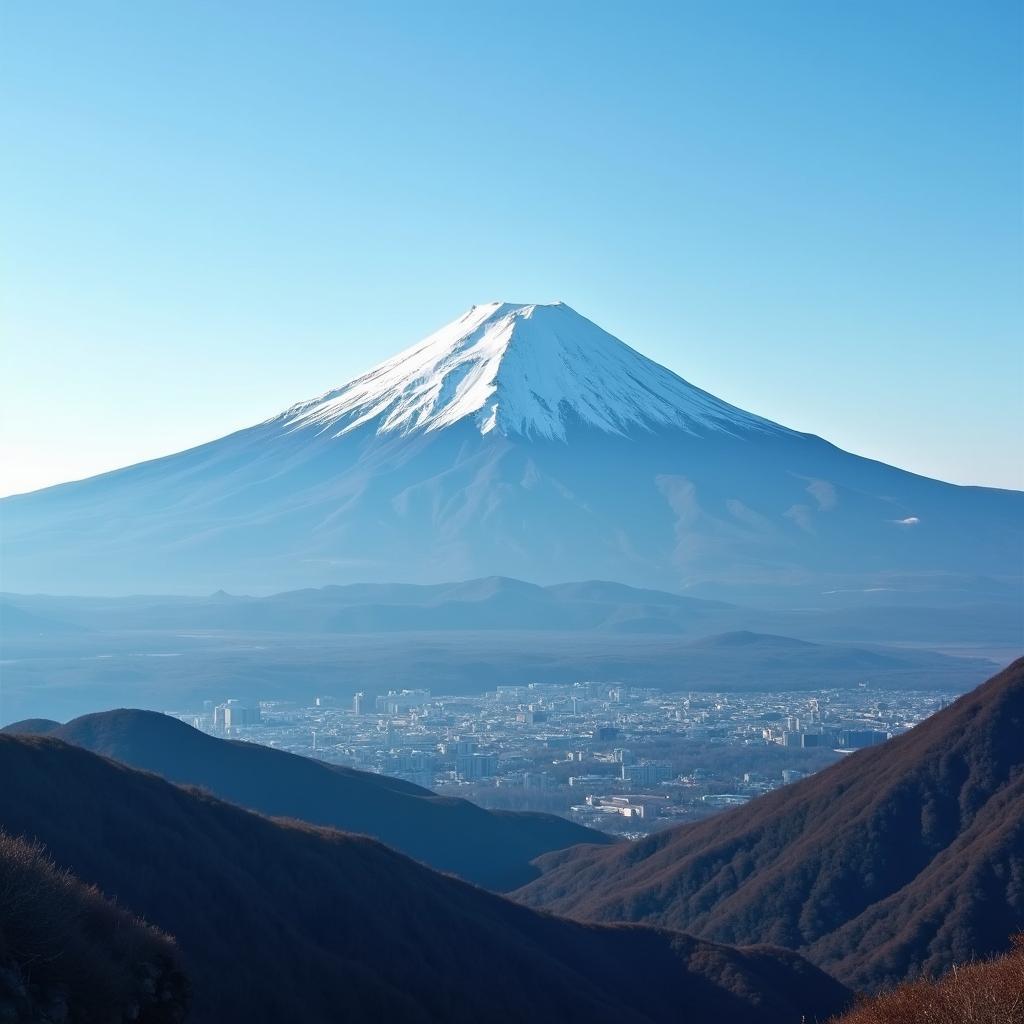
[3,576,1021,644]
[0,733,850,1024]
[0,578,1003,722]
[515,657,1024,991]
[0,708,610,891]
[2,302,1020,603]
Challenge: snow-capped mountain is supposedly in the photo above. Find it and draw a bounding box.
[2,302,1021,602]
[278,301,785,440]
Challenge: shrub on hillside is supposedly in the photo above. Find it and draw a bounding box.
[832,935,1024,1024]
[0,830,188,1022]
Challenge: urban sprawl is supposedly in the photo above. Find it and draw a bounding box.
[180,682,955,837]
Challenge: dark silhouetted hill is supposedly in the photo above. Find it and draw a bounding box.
[0,717,60,735]
[0,829,188,1022]
[516,657,1024,991]
[0,734,851,1024]
[0,709,610,892]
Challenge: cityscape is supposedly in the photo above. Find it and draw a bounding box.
[180,681,957,837]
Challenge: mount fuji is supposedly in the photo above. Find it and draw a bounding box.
[2,301,1021,602]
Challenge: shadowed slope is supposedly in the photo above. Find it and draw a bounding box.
[0,734,851,1024]
[516,658,1024,990]
[0,830,188,1022]
[1,708,611,892]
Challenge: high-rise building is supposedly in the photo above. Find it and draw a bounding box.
[352,691,366,715]
[620,762,672,786]
[522,772,552,790]
[385,689,431,715]
[516,708,548,724]
[213,699,261,731]
[838,729,889,749]
[456,752,499,781]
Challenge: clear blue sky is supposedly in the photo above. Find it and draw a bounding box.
[2,0,1021,494]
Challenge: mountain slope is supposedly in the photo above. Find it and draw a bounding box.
[0,734,851,1024]
[1,709,611,891]
[0,830,188,1022]
[2,302,1020,601]
[515,657,1024,990]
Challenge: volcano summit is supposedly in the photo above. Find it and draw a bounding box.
[2,301,1020,600]
[278,301,785,441]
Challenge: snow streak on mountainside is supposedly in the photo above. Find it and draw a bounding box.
[277,302,790,441]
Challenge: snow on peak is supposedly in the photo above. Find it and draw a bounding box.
[278,301,786,441]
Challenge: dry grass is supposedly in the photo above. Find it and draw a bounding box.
[0,829,187,1021]
[832,935,1024,1024]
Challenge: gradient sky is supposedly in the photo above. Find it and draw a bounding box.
[2,0,1021,495]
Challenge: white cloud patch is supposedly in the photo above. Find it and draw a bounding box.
[725,498,772,531]
[656,475,700,527]
[892,516,920,526]
[806,479,838,511]
[656,475,705,563]
[785,503,815,533]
